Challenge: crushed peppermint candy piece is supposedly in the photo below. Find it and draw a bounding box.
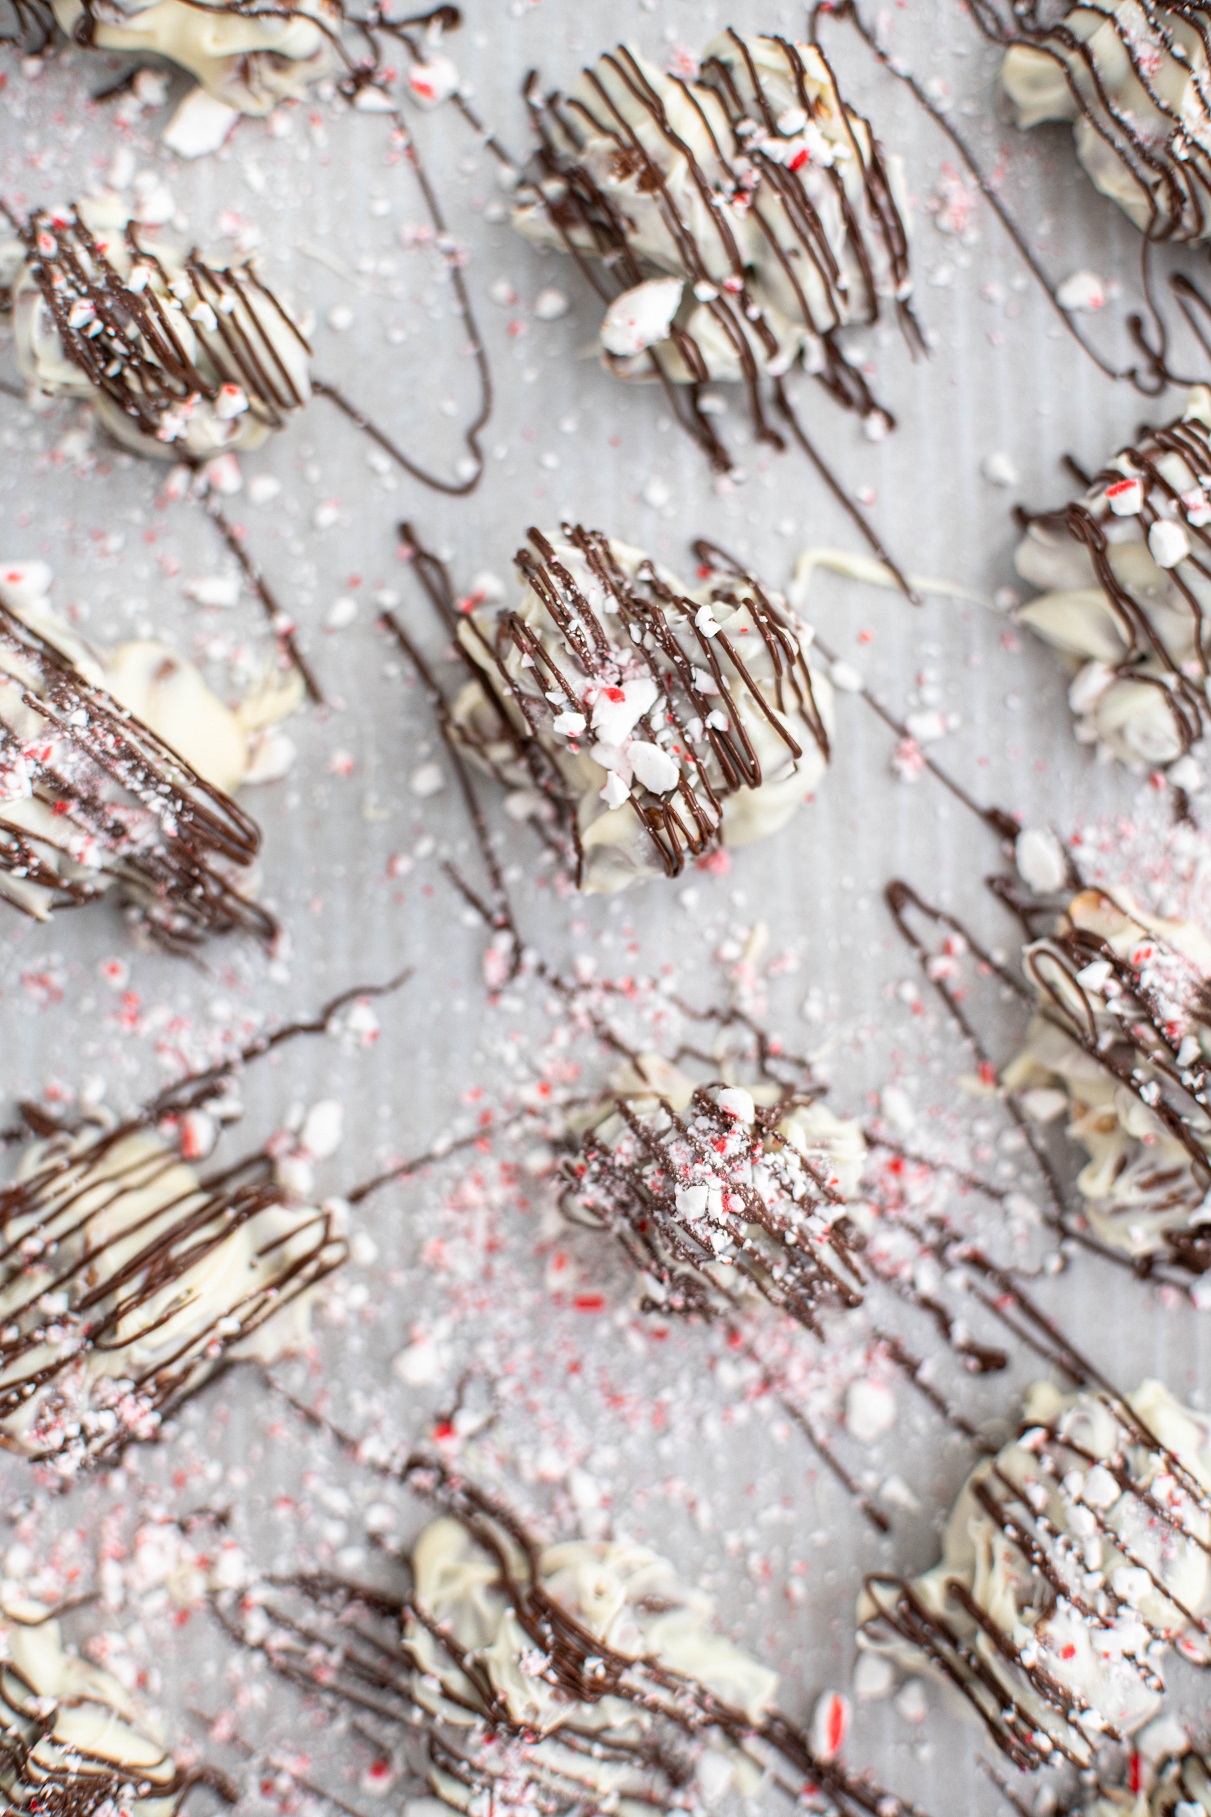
[599,278,684,357]
[1105,476,1143,515]
[1148,518,1191,569]
[810,1690,851,1761]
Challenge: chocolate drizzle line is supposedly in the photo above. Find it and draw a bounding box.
[200,495,322,705]
[218,1416,933,1817]
[1017,403,1211,758]
[862,1387,1211,1770]
[0,599,274,949]
[0,1601,236,1812]
[517,34,920,598]
[815,0,1211,399]
[144,966,412,1124]
[398,521,831,888]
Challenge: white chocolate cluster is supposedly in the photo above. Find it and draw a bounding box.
[2,196,311,462]
[406,1515,778,1811]
[0,560,288,925]
[1005,889,1211,1263]
[450,528,834,893]
[573,1052,866,1317]
[52,0,340,115]
[1001,2,1211,242]
[860,1379,1211,1769]
[1014,387,1211,775]
[0,1113,341,1473]
[0,1599,181,1812]
[515,32,912,410]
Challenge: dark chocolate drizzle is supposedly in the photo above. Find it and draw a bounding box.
[400,521,831,888]
[218,1434,933,1817]
[200,494,321,703]
[1017,402,1211,759]
[862,1385,1211,1771]
[0,598,274,949]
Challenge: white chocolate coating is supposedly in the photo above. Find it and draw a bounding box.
[1002,2,1211,242]
[1013,387,1211,771]
[5,196,310,462]
[1004,889,1211,1260]
[0,1598,179,1812]
[0,1117,338,1471]
[860,1379,1211,1768]
[450,530,834,893]
[51,0,340,114]
[406,1516,777,1812]
[515,32,912,397]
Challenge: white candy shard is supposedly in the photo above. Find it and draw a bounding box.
[1014,826,1067,894]
[599,278,683,357]
[162,86,239,157]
